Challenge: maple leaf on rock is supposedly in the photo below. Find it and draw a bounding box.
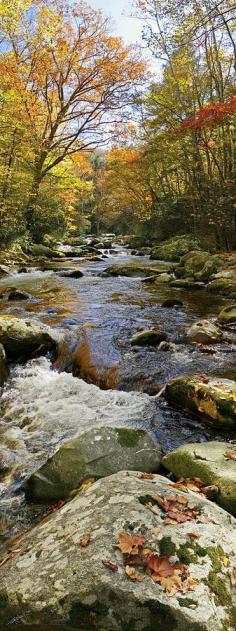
[114,531,146,555]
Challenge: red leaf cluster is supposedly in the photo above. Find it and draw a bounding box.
[180,97,236,132]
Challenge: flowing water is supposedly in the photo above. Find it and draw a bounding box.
[0,242,235,544]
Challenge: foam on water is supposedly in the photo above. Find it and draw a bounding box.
[0,358,156,482]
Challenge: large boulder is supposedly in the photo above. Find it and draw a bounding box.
[180,251,210,277]
[195,256,224,282]
[185,319,223,345]
[0,343,8,386]
[0,471,235,630]
[207,277,236,296]
[103,262,172,277]
[170,279,205,290]
[0,316,58,360]
[27,244,65,259]
[131,329,167,346]
[165,375,236,427]
[150,236,202,262]
[218,305,236,325]
[162,441,236,515]
[25,426,162,502]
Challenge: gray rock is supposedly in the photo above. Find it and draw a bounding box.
[8,290,30,301]
[0,316,58,360]
[59,269,84,278]
[0,471,235,630]
[162,441,236,515]
[25,426,162,502]
[131,329,167,346]
[186,319,223,344]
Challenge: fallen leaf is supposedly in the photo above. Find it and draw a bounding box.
[147,555,176,578]
[102,560,118,572]
[229,570,236,586]
[224,451,236,461]
[150,527,161,536]
[79,533,91,547]
[198,515,219,525]
[140,473,155,480]
[114,532,146,555]
[188,532,201,540]
[125,565,144,582]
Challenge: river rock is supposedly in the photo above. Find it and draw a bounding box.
[154,272,172,283]
[165,375,236,427]
[7,290,30,301]
[170,279,205,289]
[131,329,167,346]
[186,319,223,344]
[103,262,172,277]
[207,277,236,295]
[180,251,210,276]
[0,316,58,360]
[28,244,65,259]
[162,441,236,515]
[195,255,224,282]
[0,471,235,630]
[25,426,162,502]
[0,343,8,386]
[59,269,84,278]
[162,299,184,308]
[218,305,236,325]
[150,235,202,262]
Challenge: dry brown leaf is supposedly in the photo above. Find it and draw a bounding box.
[198,515,219,525]
[229,570,236,586]
[188,532,201,540]
[114,531,146,555]
[102,560,118,573]
[79,533,91,547]
[140,473,155,480]
[147,555,177,578]
[125,565,144,582]
[224,450,236,461]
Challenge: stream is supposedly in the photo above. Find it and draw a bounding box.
[0,241,235,545]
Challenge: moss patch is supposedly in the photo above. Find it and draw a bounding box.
[116,429,145,448]
[159,536,176,557]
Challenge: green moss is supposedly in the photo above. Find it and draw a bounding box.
[116,429,145,448]
[206,545,225,573]
[0,595,7,608]
[177,542,197,564]
[207,572,231,607]
[159,537,176,557]
[194,544,208,557]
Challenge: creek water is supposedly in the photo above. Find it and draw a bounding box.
[0,243,235,544]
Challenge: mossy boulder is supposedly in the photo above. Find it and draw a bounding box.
[25,427,162,502]
[218,305,236,325]
[154,272,172,283]
[185,319,223,344]
[103,262,172,277]
[0,471,235,630]
[131,329,167,346]
[195,256,224,282]
[180,251,210,276]
[27,244,65,259]
[150,236,202,262]
[165,375,236,427]
[0,316,58,360]
[207,277,236,296]
[0,343,8,386]
[162,441,236,515]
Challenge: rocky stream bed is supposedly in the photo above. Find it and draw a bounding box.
[0,237,236,630]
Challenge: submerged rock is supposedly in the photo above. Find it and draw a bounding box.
[0,316,58,360]
[0,471,235,630]
[0,343,8,386]
[170,279,205,289]
[218,305,236,325]
[165,375,236,427]
[186,319,223,344]
[26,426,162,502]
[162,441,236,515]
[59,269,84,278]
[162,299,184,308]
[131,329,167,346]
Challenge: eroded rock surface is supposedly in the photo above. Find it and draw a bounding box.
[0,472,235,630]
